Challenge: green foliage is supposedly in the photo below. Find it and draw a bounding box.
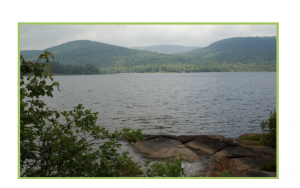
[215,171,232,177]
[188,36,276,63]
[260,109,277,148]
[46,61,100,75]
[239,135,262,142]
[260,162,276,172]
[131,45,201,54]
[20,52,144,177]
[239,135,264,146]
[20,52,186,177]
[143,154,186,177]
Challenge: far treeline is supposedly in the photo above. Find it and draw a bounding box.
[20,36,276,75]
[45,61,100,75]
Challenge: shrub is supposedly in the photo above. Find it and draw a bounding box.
[20,52,186,177]
[260,162,276,172]
[260,109,276,148]
[143,154,186,177]
[215,171,232,177]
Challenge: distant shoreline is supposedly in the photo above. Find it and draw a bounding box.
[49,71,276,76]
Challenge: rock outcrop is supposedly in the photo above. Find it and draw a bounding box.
[129,133,277,177]
[131,137,200,162]
[183,135,239,155]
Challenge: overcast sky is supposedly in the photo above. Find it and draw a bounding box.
[20,24,276,50]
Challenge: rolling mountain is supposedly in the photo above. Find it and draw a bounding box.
[131,45,202,54]
[20,37,276,73]
[20,40,160,68]
[188,36,276,63]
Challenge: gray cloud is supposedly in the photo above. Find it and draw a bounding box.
[20,24,276,50]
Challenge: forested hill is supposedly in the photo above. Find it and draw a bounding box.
[21,37,276,74]
[187,36,276,63]
[131,45,202,54]
[20,40,163,68]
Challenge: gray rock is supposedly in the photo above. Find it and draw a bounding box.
[238,133,264,139]
[177,135,196,143]
[232,156,276,171]
[238,140,261,146]
[131,137,200,162]
[143,135,178,141]
[244,171,276,177]
[185,135,239,155]
[246,146,276,156]
[129,134,277,177]
[212,145,276,172]
[212,146,259,160]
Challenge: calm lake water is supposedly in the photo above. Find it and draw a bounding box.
[42,72,276,138]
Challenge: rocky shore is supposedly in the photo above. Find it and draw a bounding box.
[129,133,277,177]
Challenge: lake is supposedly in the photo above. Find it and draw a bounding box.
[42,72,276,138]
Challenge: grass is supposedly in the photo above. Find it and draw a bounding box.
[260,162,276,172]
[215,171,232,177]
[239,135,262,142]
[238,134,265,146]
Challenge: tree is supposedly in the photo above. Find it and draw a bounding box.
[260,109,276,148]
[20,51,186,177]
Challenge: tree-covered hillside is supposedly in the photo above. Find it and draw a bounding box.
[21,40,156,68]
[188,36,276,63]
[20,37,276,74]
[20,40,199,69]
[131,45,202,54]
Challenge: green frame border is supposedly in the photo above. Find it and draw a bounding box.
[18,22,279,179]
